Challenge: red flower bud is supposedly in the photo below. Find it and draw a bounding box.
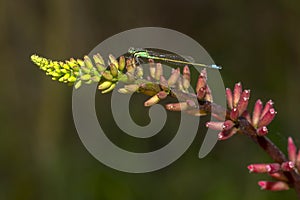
[248,164,269,173]
[206,121,224,131]
[237,90,250,115]
[288,137,297,163]
[260,100,274,119]
[266,163,281,173]
[256,126,268,136]
[230,107,239,121]
[258,181,289,191]
[281,161,294,171]
[233,82,242,107]
[257,108,276,128]
[226,88,233,109]
[218,128,238,140]
[252,99,263,127]
[222,120,235,131]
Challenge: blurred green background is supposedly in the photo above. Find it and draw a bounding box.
[1,0,300,199]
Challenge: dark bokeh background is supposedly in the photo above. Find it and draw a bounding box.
[1,0,300,199]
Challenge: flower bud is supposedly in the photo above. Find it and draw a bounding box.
[233,82,242,107]
[258,181,289,191]
[288,137,297,163]
[226,88,233,109]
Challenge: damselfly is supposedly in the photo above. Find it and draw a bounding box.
[128,47,221,70]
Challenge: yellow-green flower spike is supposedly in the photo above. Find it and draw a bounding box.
[31,53,130,94]
[31,54,80,85]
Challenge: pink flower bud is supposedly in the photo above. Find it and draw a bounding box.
[296,150,300,170]
[226,88,233,109]
[218,128,238,140]
[222,120,235,131]
[237,90,250,115]
[157,91,168,100]
[182,66,190,90]
[197,87,206,100]
[252,99,263,128]
[268,172,288,182]
[242,111,251,123]
[233,82,242,107]
[206,121,224,131]
[149,59,156,79]
[155,63,163,80]
[196,69,207,93]
[230,107,239,121]
[258,181,289,191]
[260,100,274,119]
[167,68,180,86]
[177,77,184,91]
[165,102,188,111]
[144,94,160,107]
[248,164,269,173]
[204,85,213,102]
[186,100,197,109]
[159,75,168,90]
[185,109,207,117]
[288,137,297,163]
[183,65,190,80]
[266,163,281,173]
[257,108,277,128]
[256,126,268,136]
[281,161,294,171]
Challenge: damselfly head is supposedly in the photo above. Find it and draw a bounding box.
[128,47,136,54]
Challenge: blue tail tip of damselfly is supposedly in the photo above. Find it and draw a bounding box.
[211,64,222,70]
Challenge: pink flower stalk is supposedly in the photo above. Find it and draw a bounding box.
[258,181,290,191]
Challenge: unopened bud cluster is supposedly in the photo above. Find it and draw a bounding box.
[206,82,277,140]
[247,137,300,191]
